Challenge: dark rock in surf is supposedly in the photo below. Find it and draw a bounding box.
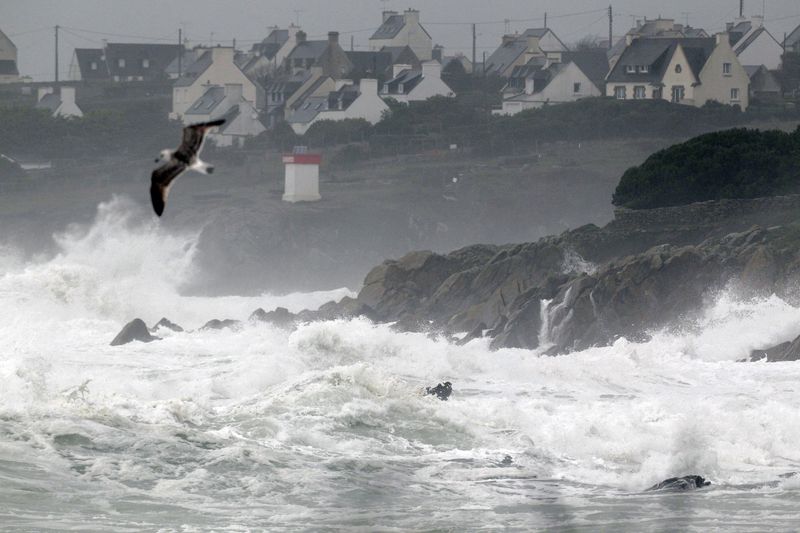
[646,475,711,492]
[299,296,378,322]
[425,382,452,401]
[249,307,297,329]
[151,317,184,333]
[457,322,487,346]
[200,319,241,331]
[110,318,160,346]
[750,334,800,362]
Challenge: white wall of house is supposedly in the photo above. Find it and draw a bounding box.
[369,10,433,60]
[389,61,454,103]
[498,62,600,115]
[292,78,389,135]
[274,25,303,69]
[736,31,783,70]
[0,29,17,62]
[696,35,750,110]
[172,47,258,119]
[607,44,698,103]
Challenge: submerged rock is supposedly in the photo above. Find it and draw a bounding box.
[150,317,184,333]
[425,382,452,401]
[249,307,297,329]
[200,319,241,331]
[646,475,711,492]
[110,319,160,346]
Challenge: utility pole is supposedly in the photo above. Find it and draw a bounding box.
[740,0,744,18]
[544,12,548,29]
[54,25,59,83]
[177,28,182,77]
[608,5,613,50]
[351,35,354,51]
[472,23,476,77]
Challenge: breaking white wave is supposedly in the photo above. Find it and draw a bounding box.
[2,198,800,530]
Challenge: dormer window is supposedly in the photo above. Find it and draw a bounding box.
[142,58,150,68]
[118,58,125,68]
[640,65,649,73]
[626,65,635,74]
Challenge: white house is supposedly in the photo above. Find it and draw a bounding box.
[287,78,389,135]
[183,83,265,146]
[0,27,19,83]
[171,46,261,120]
[381,61,454,103]
[606,34,750,110]
[727,15,783,70]
[35,86,83,118]
[608,18,709,69]
[369,9,433,61]
[496,50,609,115]
[484,28,568,77]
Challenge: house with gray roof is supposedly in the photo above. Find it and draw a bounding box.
[69,43,184,82]
[608,18,709,69]
[284,31,352,78]
[787,24,800,54]
[496,49,609,115]
[606,34,749,110]
[369,9,432,61]
[381,60,454,103]
[286,78,388,135]
[484,28,568,78]
[726,15,783,70]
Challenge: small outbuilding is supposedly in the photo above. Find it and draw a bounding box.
[282,151,321,202]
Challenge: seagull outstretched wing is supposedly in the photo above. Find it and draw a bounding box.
[175,119,226,161]
[150,159,187,217]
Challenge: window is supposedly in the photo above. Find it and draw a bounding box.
[674,64,682,74]
[614,86,626,100]
[653,87,663,99]
[142,58,150,68]
[118,58,125,68]
[723,62,731,75]
[731,88,740,101]
[671,85,685,103]
[634,86,646,99]
[573,82,581,93]
[90,61,97,70]
[640,65,649,73]
[626,65,635,74]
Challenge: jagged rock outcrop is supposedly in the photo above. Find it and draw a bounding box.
[646,475,711,491]
[249,307,297,329]
[150,317,184,333]
[111,319,160,346]
[750,334,800,362]
[200,319,241,331]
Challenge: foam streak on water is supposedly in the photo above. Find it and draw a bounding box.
[2,198,800,531]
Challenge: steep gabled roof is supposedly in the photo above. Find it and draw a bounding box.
[607,37,715,84]
[289,94,329,124]
[287,40,328,61]
[165,49,200,78]
[36,93,61,112]
[786,24,800,48]
[484,39,528,76]
[383,68,423,94]
[73,48,108,80]
[371,14,406,40]
[104,43,183,79]
[561,49,610,89]
[185,86,227,115]
[173,50,212,87]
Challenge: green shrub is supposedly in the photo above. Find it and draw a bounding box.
[612,127,800,209]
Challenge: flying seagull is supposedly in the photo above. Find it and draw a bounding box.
[150,119,225,217]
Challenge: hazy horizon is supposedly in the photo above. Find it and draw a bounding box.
[4,0,800,81]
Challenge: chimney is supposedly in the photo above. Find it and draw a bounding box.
[37,86,54,102]
[404,9,420,25]
[715,32,728,46]
[224,83,243,103]
[625,33,635,46]
[432,45,443,62]
[382,10,398,23]
[211,46,235,63]
[392,63,411,78]
[328,31,339,45]
[359,78,378,95]
[421,60,441,79]
[60,86,76,106]
[752,14,764,27]
[502,34,518,46]
[296,31,307,44]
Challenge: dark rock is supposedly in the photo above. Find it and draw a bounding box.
[750,335,800,362]
[111,319,160,346]
[646,475,711,492]
[200,319,241,331]
[150,317,183,333]
[307,296,379,322]
[457,322,487,346]
[425,382,452,401]
[501,455,513,465]
[249,307,297,329]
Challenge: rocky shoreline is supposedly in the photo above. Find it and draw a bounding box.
[113,195,800,359]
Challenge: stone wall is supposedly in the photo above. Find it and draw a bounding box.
[611,195,800,231]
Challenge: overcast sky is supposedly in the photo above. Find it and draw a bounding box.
[4,0,800,81]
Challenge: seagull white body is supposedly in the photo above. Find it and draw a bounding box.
[150,119,225,216]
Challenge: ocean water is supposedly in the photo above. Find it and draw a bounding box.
[3,198,800,531]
